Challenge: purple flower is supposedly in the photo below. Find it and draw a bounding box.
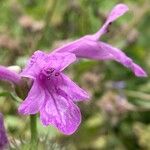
[0,113,9,150]
[18,51,89,135]
[0,66,21,85]
[53,4,147,77]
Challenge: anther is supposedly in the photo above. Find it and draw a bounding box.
[55,72,60,76]
[47,77,50,80]
[46,68,55,74]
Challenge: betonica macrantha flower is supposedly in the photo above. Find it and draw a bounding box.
[53,4,147,77]
[18,51,89,135]
[0,113,9,150]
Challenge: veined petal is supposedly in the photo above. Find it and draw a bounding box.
[54,4,128,53]
[54,37,114,60]
[41,69,89,101]
[53,39,82,53]
[20,51,46,79]
[92,4,129,40]
[54,36,147,77]
[18,80,45,115]
[21,51,76,79]
[47,52,76,71]
[59,74,90,101]
[54,4,129,60]
[40,91,81,135]
[98,41,147,77]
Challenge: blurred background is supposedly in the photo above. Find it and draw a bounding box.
[0,0,150,149]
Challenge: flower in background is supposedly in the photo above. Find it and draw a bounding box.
[0,113,9,150]
[53,4,147,77]
[18,51,89,135]
[0,65,21,85]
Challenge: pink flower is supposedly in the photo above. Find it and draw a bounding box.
[0,66,21,84]
[18,51,89,135]
[53,4,147,77]
[0,113,9,150]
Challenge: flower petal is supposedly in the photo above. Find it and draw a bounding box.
[54,36,147,77]
[41,69,89,101]
[0,65,21,84]
[21,51,76,79]
[92,4,129,40]
[47,52,76,71]
[40,91,81,135]
[58,74,90,101]
[98,41,147,77]
[106,4,129,23]
[20,51,46,79]
[132,63,147,77]
[18,80,45,115]
[54,37,114,60]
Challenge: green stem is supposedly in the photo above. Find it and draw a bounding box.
[30,114,38,149]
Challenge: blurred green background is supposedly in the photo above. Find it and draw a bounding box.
[0,0,150,149]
